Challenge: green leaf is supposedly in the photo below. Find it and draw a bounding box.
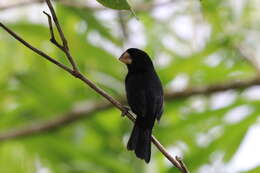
[96,0,137,18]
[96,0,131,10]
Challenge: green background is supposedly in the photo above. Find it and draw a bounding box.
[0,0,260,172]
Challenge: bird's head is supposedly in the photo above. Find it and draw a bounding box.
[119,48,154,73]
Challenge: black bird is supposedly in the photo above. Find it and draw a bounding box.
[119,48,164,163]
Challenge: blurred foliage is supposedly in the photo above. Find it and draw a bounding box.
[0,0,260,173]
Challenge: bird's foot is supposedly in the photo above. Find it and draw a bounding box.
[121,106,130,117]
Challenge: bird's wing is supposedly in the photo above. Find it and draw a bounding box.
[126,88,147,117]
[125,73,148,117]
[155,92,164,121]
[126,73,163,119]
[146,87,163,121]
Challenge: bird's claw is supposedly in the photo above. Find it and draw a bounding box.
[121,106,130,117]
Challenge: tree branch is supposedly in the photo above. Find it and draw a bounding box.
[165,77,260,99]
[44,0,79,72]
[43,11,64,50]
[0,0,189,172]
[1,77,259,141]
[176,156,189,173]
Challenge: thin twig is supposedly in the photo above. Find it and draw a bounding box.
[45,0,79,72]
[152,137,182,169]
[45,0,67,50]
[176,156,189,173]
[0,0,189,171]
[43,11,63,50]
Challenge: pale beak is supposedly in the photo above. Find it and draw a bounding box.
[119,52,132,64]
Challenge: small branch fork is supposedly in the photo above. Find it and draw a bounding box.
[43,11,63,50]
[43,1,78,72]
[0,0,189,172]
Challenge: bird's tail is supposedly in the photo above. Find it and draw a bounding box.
[127,123,152,163]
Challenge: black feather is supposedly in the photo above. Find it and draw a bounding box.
[121,48,164,163]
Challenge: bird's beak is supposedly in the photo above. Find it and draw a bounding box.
[119,52,132,64]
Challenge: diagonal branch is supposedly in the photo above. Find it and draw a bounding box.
[0,1,189,172]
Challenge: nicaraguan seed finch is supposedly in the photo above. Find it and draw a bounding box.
[119,48,164,163]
